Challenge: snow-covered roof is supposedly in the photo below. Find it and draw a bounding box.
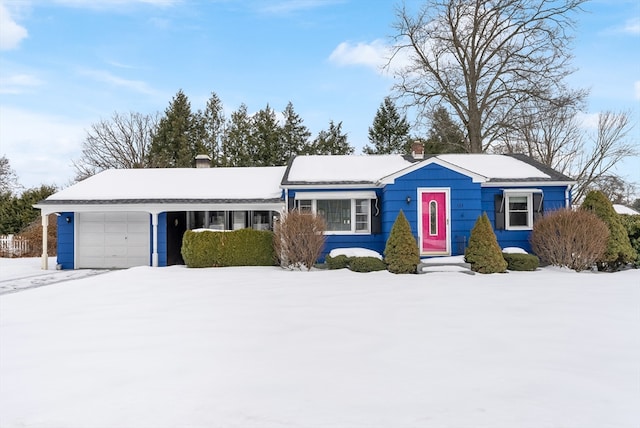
[42,167,287,202]
[283,153,573,186]
[283,155,415,185]
[613,204,640,215]
[436,154,550,180]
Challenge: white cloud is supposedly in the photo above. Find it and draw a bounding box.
[622,17,640,35]
[257,0,344,14]
[53,0,179,8]
[635,81,640,100]
[0,2,28,50]
[78,68,157,95]
[0,73,43,94]
[0,106,87,189]
[328,39,413,77]
[329,39,391,72]
[576,112,600,130]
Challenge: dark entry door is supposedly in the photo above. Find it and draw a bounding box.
[166,212,187,265]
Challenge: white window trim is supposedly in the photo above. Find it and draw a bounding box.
[297,197,372,235]
[505,192,534,231]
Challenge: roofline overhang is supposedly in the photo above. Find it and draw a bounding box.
[378,157,488,185]
[35,199,285,215]
[280,183,382,190]
[480,181,577,188]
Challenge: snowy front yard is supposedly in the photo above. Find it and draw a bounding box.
[1,261,639,428]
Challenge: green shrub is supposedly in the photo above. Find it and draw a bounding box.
[384,210,420,274]
[619,214,640,268]
[348,257,387,273]
[181,229,276,268]
[465,212,507,274]
[531,208,608,272]
[325,254,351,270]
[502,252,539,271]
[581,191,637,271]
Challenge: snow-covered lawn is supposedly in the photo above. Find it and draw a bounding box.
[1,260,639,428]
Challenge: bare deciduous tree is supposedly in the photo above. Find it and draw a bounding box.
[0,155,20,194]
[390,0,586,153]
[571,111,638,203]
[73,111,159,181]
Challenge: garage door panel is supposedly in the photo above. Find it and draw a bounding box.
[77,211,150,269]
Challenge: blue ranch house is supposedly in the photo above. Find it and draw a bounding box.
[36,149,575,269]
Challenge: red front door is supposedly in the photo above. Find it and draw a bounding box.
[420,189,449,254]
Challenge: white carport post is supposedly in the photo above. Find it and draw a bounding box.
[41,213,49,270]
[151,212,159,267]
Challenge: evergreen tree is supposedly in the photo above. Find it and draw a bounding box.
[148,90,196,167]
[309,121,354,155]
[221,104,253,167]
[201,92,226,166]
[465,213,507,273]
[252,104,284,166]
[281,101,311,159]
[384,210,420,274]
[363,97,411,154]
[424,107,467,154]
[581,190,637,270]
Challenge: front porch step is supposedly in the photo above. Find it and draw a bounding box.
[417,261,475,275]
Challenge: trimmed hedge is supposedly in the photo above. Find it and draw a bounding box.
[348,257,387,273]
[325,254,351,270]
[502,253,540,271]
[181,229,276,268]
[465,213,507,274]
[325,254,387,272]
[619,214,640,268]
[384,210,420,274]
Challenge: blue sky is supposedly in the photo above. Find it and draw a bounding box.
[1,0,638,193]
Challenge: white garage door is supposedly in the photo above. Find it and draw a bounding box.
[77,212,150,269]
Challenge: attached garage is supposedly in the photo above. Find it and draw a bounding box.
[76,212,150,269]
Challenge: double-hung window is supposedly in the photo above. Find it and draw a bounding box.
[495,189,543,231]
[294,192,374,234]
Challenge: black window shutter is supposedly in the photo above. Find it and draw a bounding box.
[494,194,505,230]
[371,199,381,234]
[533,193,544,222]
[288,196,295,210]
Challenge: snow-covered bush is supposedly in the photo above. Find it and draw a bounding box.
[273,210,326,270]
[531,208,608,272]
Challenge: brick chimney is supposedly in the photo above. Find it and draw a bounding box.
[411,142,424,160]
[195,154,212,168]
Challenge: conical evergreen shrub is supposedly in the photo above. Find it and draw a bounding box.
[581,190,637,271]
[384,210,420,274]
[465,212,507,274]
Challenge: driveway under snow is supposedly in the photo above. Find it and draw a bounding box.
[1,262,639,428]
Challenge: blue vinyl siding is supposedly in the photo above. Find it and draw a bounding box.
[157,212,167,267]
[383,164,482,256]
[286,188,386,261]
[56,212,74,269]
[482,185,570,253]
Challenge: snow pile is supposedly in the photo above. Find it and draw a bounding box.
[1,261,639,428]
[502,247,529,254]
[328,247,383,260]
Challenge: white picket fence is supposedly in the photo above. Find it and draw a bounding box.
[0,234,30,257]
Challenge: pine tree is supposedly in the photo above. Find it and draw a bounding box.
[424,107,467,154]
[363,97,411,154]
[220,104,253,167]
[581,190,637,270]
[148,90,196,167]
[384,210,420,274]
[252,104,284,166]
[309,120,354,155]
[201,92,226,166]
[281,101,311,159]
[465,213,507,273]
